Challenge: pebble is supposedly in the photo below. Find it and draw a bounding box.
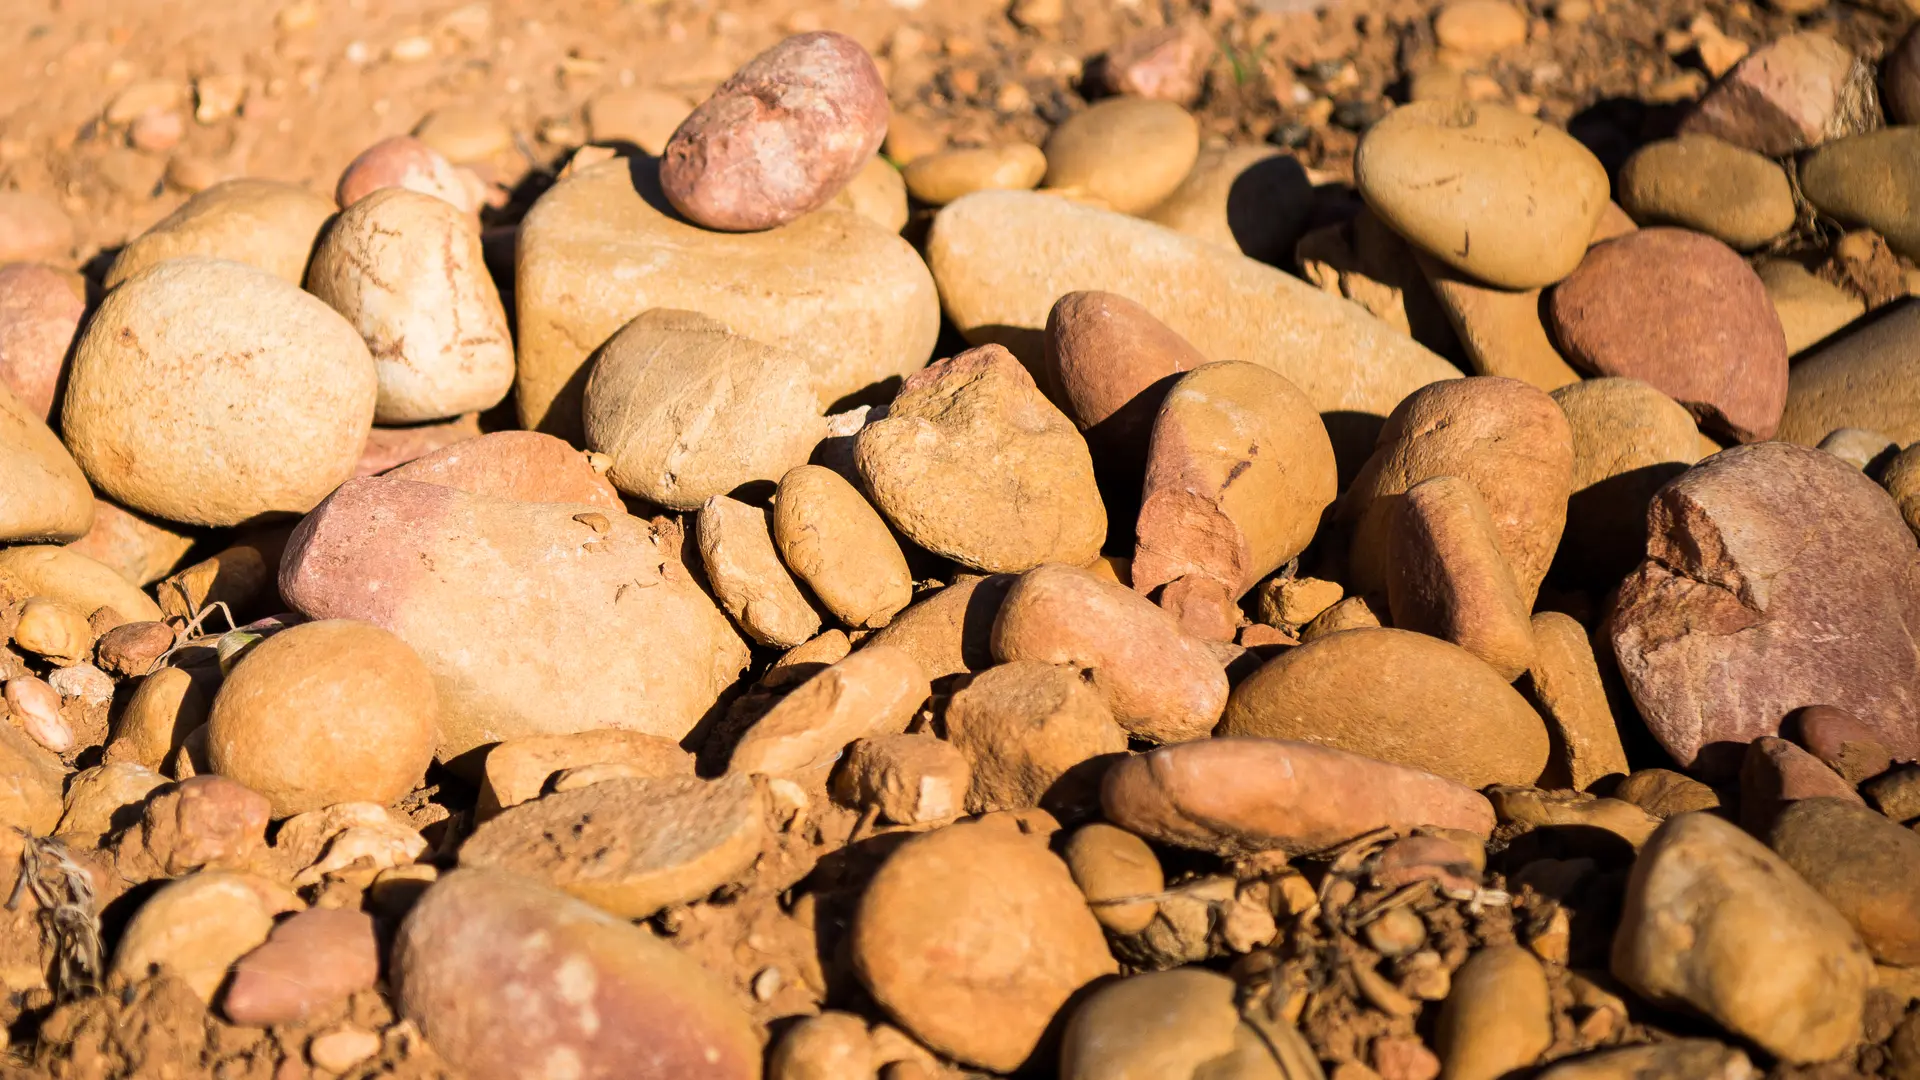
[393,869,761,1080]
[1418,255,1580,392]
[1062,823,1162,935]
[662,32,888,231]
[1549,378,1700,581]
[772,465,914,629]
[1042,97,1199,215]
[1818,427,1898,473]
[1616,134,1795,249]
[833,734,971,824]
[901,143,1047,206]
[1778,300,1920,446]
[1609,442,1920,776]
[769,1012,876,1080]
[0,382,95,544]
[1615,768,1722,818]
[104,179,334,288]
[65,258,375,527]
[65,500,197,587]
[281,476,748,761]
[1386,475,1535,680]
[462,774,764,918]
[1103,736,1495,856]
[384,430,623,508]
[1436,946,1552,1080]
[109,871,301,1003]
[1220,628,1550,788]
[1867,765,1920,822]
[0,192,74,263]
[0,718,64,834]
[583,309,824,510]
[123,774,270,877]
[926,191,1459,441]
[1679,33,1876,156]
[852,821,1116,1071]
[698,495,823,648]
[54,762,166,847]
[991,562,1228,744]
[584,87,693,154]
[728,645,928,777]
[944,660,1127,816]
[1528,612,1630,790]
[308,1026,381,1073]
[13,596,93,666]
[516,156,936,442]
[1258,577,1343,627]
[1343,376,1574,607]
[107,665,214,770]
[1535,1041,1754,1080]
[1612,812,1872,1063]
[1058,969,1241,1079]
[862,573,1011,683]
[1433,0,1529,54]
[411,105,512,164]
[0,263,84,421]
[1770,797,1920,965]
[1489,787,1662,849]
[830,154,909,233]
[1355,101,1607,289]
[223,908,380,1026]
[335,135,481,214]
[1098,22,1215,104]
[0,545,164,622]
[207,619,437,817]
[1132,362,1337,641]
[1790,704,1895,784]
[1740,736,1862,834]
[1141,146,1313,266]
[1800,128,1920,261]
[1547,228,1787,443]
[356,413,483,476]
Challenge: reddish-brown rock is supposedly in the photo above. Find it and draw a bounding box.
[335,135,482,214]
[1098,23,1214,104]
[0,263,84,421]
[1678,33,1878,156]
[660,31,888,232]
[728,645,929,778]
[127,774,271,877]
[356,414,483,477]
[224,908,380,1026]
[1102,737,1495,856]
[1740,736,1863,834]
[862,573,1014,685]
[384,431,622,508]
[1387,475,1535,681]
[1547,228,1788,443]
[944,660,1128,816]
[1608,442,1920,777]
[832,734,971,824]
[1789,705,1896,784]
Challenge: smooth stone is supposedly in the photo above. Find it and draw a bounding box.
[1058,969,1241,1080]
[1436,946,1552,1080]
[1528,612,1631,791]
[1142,146,1312,266]
[862,573,1012,684]
[1607,442,1920,776]
[1779,300,1920,446]
[0,382,93,544]
[1867,765,1920,822]
[1819,427,1898,473]
[1434,0,1528,53]
[0,545,163,622]
[698,495,822,648]
[1416,253,1580,392]
[902,143,1047,206]
[1487,787,1662,848]
[334,135,481,214]
[0,262,84,421]
[772,464,913,630]
[944,659,1128,816]
[1770,797,1920,965]
[1614,768,1723,818]
[1802,128,1920,262]
[1739,735,1862,834]
[356,414,483,476]
[828,154,909,233]
[0,721,64,835]
[1886,24,1920,125]
[1759,259,1863,355]
[384,430,622,508]
[1062,823,1163,935]
[1612,812,1873,1063]
[223,908,379,1026]
[1042,97,1199,215]
[1355,100,1608,289]
[1536,1041,1754,1080]
[1790,704,1896,784]
[65,500,197,587]
[728,645,928,778]
[106,665,215,770]
[1549,378,1700,582]
[104,179,334,288]
[1617,134,1795,249]
[1219,628,1550,789]
[515,158,937,440]
[1102,736,1494,856]
[53,762,166,847]
[109,872,301,1003]
[1678,33,1877,156]
[1386,475,1535,681]
[1890,442,1920,538]
[769,1013,875,1080]
[411,106,512,163]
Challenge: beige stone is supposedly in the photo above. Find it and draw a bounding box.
[1778,301,1920,447]
[1755,260,1861,356]
[0,382,93,545]
[476,729,692,819]
[1527,612,1630,790]
[698,495,822,648]
[105,179,334,288]
[1386,475,1536,681]
[1062,823,1163,935]
[1256,576,1343,627]
[863,574,1013,684]
[109,872,301,1003]
[1143,146,1313,266]
[1550,377,1701,581]
[1299,595,1382,642]
[830,155,910,233]
[1059,969,1242,1080]
[584,87,693,153]
[0,545,162,623]
[1417,253,1581,392]
[729,645,929,778]
[1618,134,1796,249]
[1536,1041,1754,1080]
[54,762,167,847]
[945,660,1128,815]
[832,734,971,824]
[772,465,913,629]
[1043,98,1199,215]
[106,665,215,770]
[64,500,195,587]
[1436,946,1552,1080]
[903,144,1047,206]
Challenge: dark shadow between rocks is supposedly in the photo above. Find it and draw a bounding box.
[1226,154,1314,268]
[964,323,1048,374]
[1550,462,1691,589]
[958,573,1018,674]
[1321,410,1386,491]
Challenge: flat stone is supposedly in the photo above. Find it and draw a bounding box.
[223,908,379,1026]
[831,734,970,824]
[1789,704,1895,784]
[477,729,692,819]
[1617,134,1796,249]
[727,645,929,778]
[862,573,1012,685]
[772,465,913,631]
[697,495,822,648]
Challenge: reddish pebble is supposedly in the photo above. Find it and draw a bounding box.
[356,414,484,477]
[335,135,482,215]
[223,908,380,1026]
[1099,23,1214,105]
[1789,705,1897,785]
[1679,33,1876,156]
[0,263,85,421]
[1740,736,1863,835]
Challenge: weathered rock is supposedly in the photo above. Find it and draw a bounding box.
[1548,228,1787,443]
[223,908,380,1026]
[356,414,483,477]
[1342,376,1574,607]
[1617,134,1796,249]
[306,188,513,424]
[462,775,764,918]
[1220,628,1550,788]
[1132,362,1336,640]
[1386,475,1535,680]
[13,596,92,666]
[393,869,761,1080]
[583,310,824,511]
[1770,797,1920,965]
[1058,969,1241,1080]
[477,729,692,819]
[1488,786,1662,848]
[1535,1041,1754,1080]
[1103,737,1495,856]
[1607,442,1920,776]
[65,500,196,587]
[1042,97,1199,215]
[856,345,1105,574]
[280,477,748,763]
[516,157,937,440]
[109,872,301,1003]
[1678,33,1878,156]
[772,465,913,629]
[728,645,928,777]
[153,526,291,624]
[1755,258,1864,356]
[105,179,334,288]
[335,135,482,214]
[863,574,1013,684]
[120,774,270,878]
[1550,378,1701,582]
[852,821,1117,1071]
[1356,100,1608,289]
[1301,595,1384,642]
[1740,736,1862,834]
[0,545,162,622]
[833,734,971,824]
[385,431,622,508]
[1778,301,1920,446]
[1527,612,1630,791]
[945,660,1127,815]
[1257,576,1343,628]
[901,144,1047,206]
[698,495,822,648]
[1612,811,1873,1063]
[992,563,1228,744]
[1867,765,1920,822]
[1789,704,1895,784]
[1062,823,1163,935]
[1614,768,1722,818]
[0,263,84,421]
[1416,254,1580,393]
[1143,146,1312,267]
[65,258,375,527]
[661,31,889,231]
[1437,946,1552,1080]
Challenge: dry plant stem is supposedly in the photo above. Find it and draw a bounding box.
[7,829,103,1003]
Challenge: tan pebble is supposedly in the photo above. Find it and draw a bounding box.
[1418,253,1581,392]
[12,597,93,666]
[829,154,910,233]
[307,1026,380,1073]
[1527,612,1629,790]
[1143,145,1312,265]
[1058,969,1241,1079]
[770,1011,876,1080]
[1778,296,1920,447]
[584,87,692,154]
[0,388,95,544]
[54,762,167,847]
[945,660,1127,816]
[1386,475,1535,681]
[105,179,334,288]
[382,430,623,508]
[730,646,928,778]
[0,545,164,623]
[1300,595,1382,642]
[1043,98,1199,215]
[1438,945,1551,1080]
[412,105,512,163]
[109,871,301,1003]
[1618,134,1794,250]
[1771,797,1920,966]
[698,495,822,648]
[1062,823,1162,935]
[1257,576,1343,627]
[1536,1041,1754,1080]
[107,666,215,769]
[832,734,970,824]
[4,675,72,752]
[862,574,1013,684]
[1434,0,1529,53]
[1487,787,1661,848]
[764,628,855,688]
[772,465,913,629]
[902,143,1047,206]
[65,499,196,588]
[1550,378,1700,581]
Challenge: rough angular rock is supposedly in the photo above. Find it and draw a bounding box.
[945,660,1127,815]
[1417,254,1580,393]
[583,309,824,511]
[698,495,822,648]
[515,157,937,440]
[478,729,692,819]
[1607,442,1920,776]
[863,573,1013,684]
[104,179,334,288]
[901,144,1048,206]
[109,872,301,1003]
[1778,301,1920,447]
[855,345,1105,574]
[1103,737,1495,856]
[1387,475,1535,681]
[1042,97,1200,215]
[992,563,1228,744]
[1142,146,1312,267]
[65,257,375,527]
[729,645,928,777]
[0,263,84,421]
[306,188,513,424]
[1219,628,1550,788]
[852,821,1117,1071]
[660,31,889,231]
[1437,946,1552,1080]
[223,908,380,1026]
[394,869,761,1080]
[0,382,93,544]
[1132,362,1336,640]
[1617,134,1796,249]
[1547,228,1788,443]
[1755,258,1864,356]
[384,431,623,508]
[1342,376,1575,607]
[1770,797,1920,965]
[1098,22,1215,103]
[280,477,748,763]
[1058,969,1242,1080]
[1527,612,1631,791]
[123,774,270,877]
[1550,378,1701,582]
[462,775,764,918]
[1678,33,1879,156]
[1355,100,1608,289]
[772,465,913,629]
[832,734,971,824]
[1612,812,1873,1064]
